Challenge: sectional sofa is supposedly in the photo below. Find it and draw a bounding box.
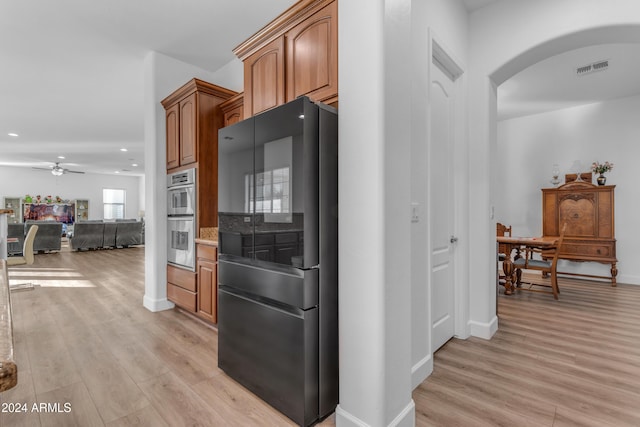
[69,220,143,251]
[8,221,63,254]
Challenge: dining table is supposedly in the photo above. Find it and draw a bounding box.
[496,235,558,295]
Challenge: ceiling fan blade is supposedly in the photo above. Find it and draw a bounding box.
[65,170,85,174]
[32,167,53,171]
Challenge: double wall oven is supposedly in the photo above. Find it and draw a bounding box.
[167,168,196,271]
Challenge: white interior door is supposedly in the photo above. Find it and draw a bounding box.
[430,57,456,352]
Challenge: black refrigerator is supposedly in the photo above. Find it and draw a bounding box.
[217,96,338,426]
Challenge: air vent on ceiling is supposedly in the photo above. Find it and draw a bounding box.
[576,59,609,76]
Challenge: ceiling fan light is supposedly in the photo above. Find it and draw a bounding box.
[51,168,64,176]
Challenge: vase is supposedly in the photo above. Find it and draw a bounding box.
[597,174,607,186]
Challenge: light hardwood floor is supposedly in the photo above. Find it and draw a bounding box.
[415,274,640,426]
[2,248,640,426]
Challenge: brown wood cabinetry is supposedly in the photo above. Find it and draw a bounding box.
[220,92,244,127]
[234,0,338,117]
[162,79,236,172]
[163,79,235,314]
[167,264,197,312]
[542,181,617,284]
[162,78,237,230]
[243,37,285,117]
[196,242,218,323]
[165,103,180,169]
[286,0,338,104]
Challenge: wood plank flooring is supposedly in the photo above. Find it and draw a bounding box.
[415,274,640,426]
[2,247,640,426]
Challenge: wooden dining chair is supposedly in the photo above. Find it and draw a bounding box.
[496,223,512,259]
[496,223,513,291]
[512,223,567,299]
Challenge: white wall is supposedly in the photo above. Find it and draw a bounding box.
[210,58,244,93]
[468,0,640,339]
[0,165,141,220]
[142,51,219,312]
[336,0,415,425]
[497,94,640,284]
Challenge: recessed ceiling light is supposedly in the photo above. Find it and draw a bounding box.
[8,133,18,137]
[120,148,128,152]
[57,155,65,159]
[115,171,120,174]
[132,163,138,167]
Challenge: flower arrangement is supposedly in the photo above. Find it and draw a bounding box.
[591,161,613,175]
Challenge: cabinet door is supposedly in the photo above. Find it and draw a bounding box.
[223,104,243,127]
[286,1,338,103]
[244,36,285,117]
[197,257,218,323]
[166,103,180,169]
[179,92,197,166]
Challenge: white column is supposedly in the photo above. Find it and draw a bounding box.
[336,0,415,425]
[142,52,173,312]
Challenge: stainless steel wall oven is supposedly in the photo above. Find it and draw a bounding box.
[167,168,196,270]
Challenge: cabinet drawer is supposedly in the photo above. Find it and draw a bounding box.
[167,283,197,312]
[562,242,614,258]
[167,265,197,292]
[197,244,218,261]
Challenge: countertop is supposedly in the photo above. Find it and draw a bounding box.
[0,209,14,215]
[195,238,218,246]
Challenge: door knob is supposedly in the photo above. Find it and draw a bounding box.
[450,236,458,243]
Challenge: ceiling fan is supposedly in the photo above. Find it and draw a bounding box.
[33,162,85,176]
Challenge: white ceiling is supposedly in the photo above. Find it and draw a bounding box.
[498,43,640,121]
[1,0,638,176]
[0,0,296,176]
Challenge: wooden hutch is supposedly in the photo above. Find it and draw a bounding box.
[542,180,617,284]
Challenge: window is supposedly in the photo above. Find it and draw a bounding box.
[103,189,125,219]
[245,167,290,214]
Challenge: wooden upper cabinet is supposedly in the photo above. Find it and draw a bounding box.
[244,37,285,117]
[220,92,244,127]
[179,92,197,166]
[234,0,338,117]
[286,1,338,104]
[165,103,180,170]
[161,78,237,172]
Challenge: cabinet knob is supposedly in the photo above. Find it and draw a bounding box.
[450,236,459,244]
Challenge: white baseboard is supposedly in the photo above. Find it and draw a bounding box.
[468,314,498,340]
[336,400,415,427]
[411,353,433,389]
[143,295,174,312]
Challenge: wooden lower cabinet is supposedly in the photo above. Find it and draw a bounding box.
[167,243,218,323]
[167,265,197,312]
[196,242,218,323]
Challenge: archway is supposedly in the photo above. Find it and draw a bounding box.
[488,24,640,312]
